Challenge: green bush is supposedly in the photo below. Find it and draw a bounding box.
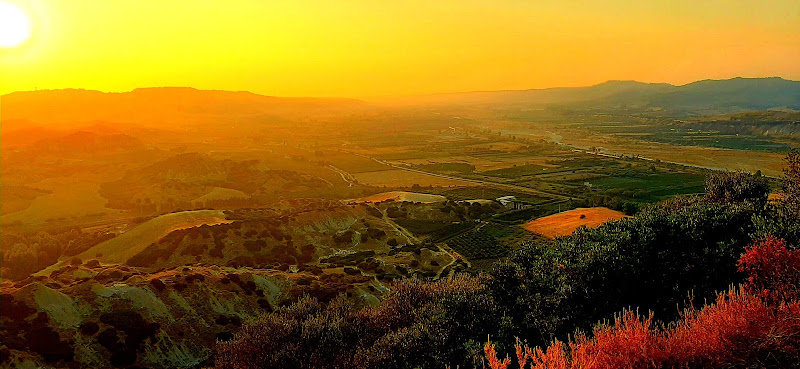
[705,171,770,205]
[216,276,502,369]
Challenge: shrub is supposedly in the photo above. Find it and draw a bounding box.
[783,148,800,212]
[705,171,770,205]
[216,275,500,369]
[483,237,800,369]
[737,236,800,304]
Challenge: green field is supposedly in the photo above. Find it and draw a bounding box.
[323,151,393,173]
[492,200,574,223]
[413,162,476,174]
[481,163,551,178]
[589,122,795,153]
[446,227,510,260]
[587,172,705,202]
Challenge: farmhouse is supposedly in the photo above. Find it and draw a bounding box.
[496,195,526,210]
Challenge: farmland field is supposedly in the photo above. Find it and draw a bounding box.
[587,173,706,202]
[322,151,393,173]
[586,121,797,153]
[445,226,510,260]
[523,207,629,238]
[480,163,553,178]
[353,169,476,187]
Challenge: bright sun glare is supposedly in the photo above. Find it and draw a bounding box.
[0,1,31,48]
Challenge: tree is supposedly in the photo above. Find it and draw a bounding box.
[704,171,770,205]
[783,148,800,212]
[753,149,800,244]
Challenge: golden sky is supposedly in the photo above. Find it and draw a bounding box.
[1,0,799,97]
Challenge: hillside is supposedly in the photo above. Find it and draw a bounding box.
[73,210,230,265]
[1,262,377,368]
[97,152,333,211]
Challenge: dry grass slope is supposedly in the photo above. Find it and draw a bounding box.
[74,210,230,264]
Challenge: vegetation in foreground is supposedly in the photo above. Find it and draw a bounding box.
[217,150,799,368]
[484,236,800,369]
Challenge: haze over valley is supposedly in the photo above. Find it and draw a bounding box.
[2,1,800,368]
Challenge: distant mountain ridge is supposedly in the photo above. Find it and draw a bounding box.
[389,77,800,115]
[3,78,799,126]
[648,77,800,114]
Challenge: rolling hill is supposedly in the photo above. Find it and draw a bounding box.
[0,87,367,130]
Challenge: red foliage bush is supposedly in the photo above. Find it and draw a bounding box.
[737,236,800,304]
[484,339,510,369]
[484,237,800,369]
[667,288,800,368]
[567,311,666,369]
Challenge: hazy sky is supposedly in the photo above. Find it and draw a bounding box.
[1,0,799,97]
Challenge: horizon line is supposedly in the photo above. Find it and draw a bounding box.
[3,75,795,101]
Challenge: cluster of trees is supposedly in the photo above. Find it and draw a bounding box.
[217,149,800,368]
[217,275,498,369]
[1,229,114,280]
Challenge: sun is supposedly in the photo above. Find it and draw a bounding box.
[0,1,31,48]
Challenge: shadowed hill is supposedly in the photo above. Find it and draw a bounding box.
[648,77,800,114]
[382,80,674,107]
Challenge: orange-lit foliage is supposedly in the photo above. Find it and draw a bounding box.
[484,237,800,369]
[566,312,666,369]
[484,338,511,369]
[737,236,800,304]
[667,288,800,367]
